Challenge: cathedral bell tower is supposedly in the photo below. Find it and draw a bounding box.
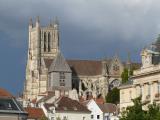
[24,17,60,100]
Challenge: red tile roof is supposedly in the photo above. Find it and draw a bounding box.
[95,97,105,104]
[25,107,45,119]
[44,97,90,113]
[0,88,13,97]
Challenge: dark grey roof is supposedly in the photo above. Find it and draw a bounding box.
[0,97,27,115]
[49,51,71,72]
[98,103,117,113]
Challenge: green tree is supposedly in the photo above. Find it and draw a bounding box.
[145,103,160,120]
[40,116,48,120]
[121,68,129,83]
[120,97,160,120]
[120,97,146,120]
[56,117,61,120]
[105,87,119,104]
[121,68,133,83]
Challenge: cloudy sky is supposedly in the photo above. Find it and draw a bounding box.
[0,0,160,95]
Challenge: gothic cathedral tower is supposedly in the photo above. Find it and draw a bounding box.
[24,17,59,100]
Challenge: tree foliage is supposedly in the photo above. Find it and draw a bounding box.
[105,87,119,104]
[121,68,133,84]
[40,116,48,120]
[120,97,160,120]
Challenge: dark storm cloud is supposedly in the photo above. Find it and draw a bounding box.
[0,0,160,94]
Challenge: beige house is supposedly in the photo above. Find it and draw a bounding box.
[120,40,160,111]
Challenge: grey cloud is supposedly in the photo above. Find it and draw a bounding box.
[0,0,160,57]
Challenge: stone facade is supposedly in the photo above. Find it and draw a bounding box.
[24,17,59,100]
[119,41,160,111]
[24,17,135,101]
[48,51,72,91]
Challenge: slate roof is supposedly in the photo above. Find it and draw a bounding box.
[49,52,71,72]
[44,58,141,76]
[98,103,117,113]
[44,97,90,113]
[67,60,102,76]
[0,88,27,116]
[25,107,45,119]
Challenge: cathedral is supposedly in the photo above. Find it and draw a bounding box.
[23,17,138,101]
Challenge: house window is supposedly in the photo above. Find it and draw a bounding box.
[158,82,160,93]
[60,72,65,79]
[140,86,142,96]
[121,92,124,102]
[51,117,54,120]
[91,115,94,119]
[148,84,151,95]
[97,115,100,119]
[63,116,67,120]
[60,72,65,86]
[129,90,132,100]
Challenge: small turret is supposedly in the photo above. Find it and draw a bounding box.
[53,17,59,29]
[36,16,40,28]
[29,18,33,30]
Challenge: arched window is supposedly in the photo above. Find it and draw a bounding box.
[48,32,51,52]
[44,32,46,52]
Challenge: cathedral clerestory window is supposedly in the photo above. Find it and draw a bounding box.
[48,32,51,52]
[44,32,46,52]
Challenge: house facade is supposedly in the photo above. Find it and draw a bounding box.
[40,96,91,120]
[120,39,160,111]
[82,99,119,120]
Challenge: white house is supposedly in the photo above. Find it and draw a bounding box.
[39,96,91,120]
[82,99,119,120]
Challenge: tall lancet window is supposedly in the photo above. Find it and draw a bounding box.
[48,32,51,52]
[44,32,46,52]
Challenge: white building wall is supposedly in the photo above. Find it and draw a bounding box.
[55,112,91,120]
[86,100,103,120]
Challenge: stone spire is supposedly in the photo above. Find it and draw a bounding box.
[36,16,40,27]
[29,18,33,30]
